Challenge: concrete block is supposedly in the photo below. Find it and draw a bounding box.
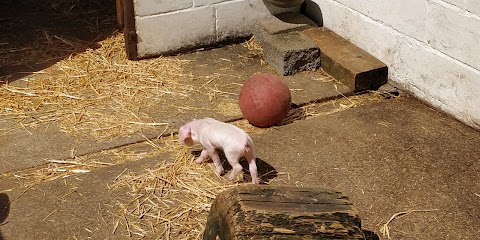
[204,185,365,239]
[134,0,192,16]
[256,31,321,76]
[215,0,271,42]
[135,7,216,57]
[303,27,388,92]
[426,1,480,70]
[252,12,319,75]
[256,12,317,35]
[467,0,480,17]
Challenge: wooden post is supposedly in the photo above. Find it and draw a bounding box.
[121,0,138,60]
[115,0,124,28]
[204,185,365,239]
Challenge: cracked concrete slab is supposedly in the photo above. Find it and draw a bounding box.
[1,95,479,239]
[0,44,350,175]
[1,155,162,239]
[253,95,480,239]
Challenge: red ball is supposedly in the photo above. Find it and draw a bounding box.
[239,73,291,127]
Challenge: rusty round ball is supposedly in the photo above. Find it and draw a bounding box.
[239,73,291,127]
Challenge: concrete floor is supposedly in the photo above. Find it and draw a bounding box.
[2,47,480,238]
[1,1,479,239]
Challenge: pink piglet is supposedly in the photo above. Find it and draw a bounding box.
[178,118,259,184]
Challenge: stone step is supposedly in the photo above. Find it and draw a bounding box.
[302,27,388,92]
[253,12,321,76]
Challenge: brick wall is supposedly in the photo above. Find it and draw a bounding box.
[134,0,287,57]
[311,0,480,130]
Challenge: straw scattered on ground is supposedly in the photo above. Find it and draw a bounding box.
[0,33,264,141]
[1,31,194,140]
[1,134,173,191]
[0,3,403,239]
[241,37,264,63]
[0,135,245,239]
[109,137,242,239]
[380,209,440,239]
[0,90,391,193]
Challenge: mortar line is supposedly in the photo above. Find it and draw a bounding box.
[432,0,480,20]
[136,4,209,19]
[214,5,219,40]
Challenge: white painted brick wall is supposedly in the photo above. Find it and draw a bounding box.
[466,0,480,16]
[136,6,216,57]
[312,0,480,129]
[134,0,276,57]
[316,0,428,42]
[426,1,480,70]
[134,0,192,16]
[216,0,271,41]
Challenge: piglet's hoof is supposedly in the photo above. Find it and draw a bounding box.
[216,169,225,177]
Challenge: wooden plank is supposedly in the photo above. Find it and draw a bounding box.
[121,0,138,60]
[203,185,365,240]
[302,27,388,92]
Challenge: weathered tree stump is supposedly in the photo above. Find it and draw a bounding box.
[203,185,365,240]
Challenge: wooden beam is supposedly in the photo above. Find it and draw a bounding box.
[121,0,138,60]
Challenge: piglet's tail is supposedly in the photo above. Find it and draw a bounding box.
[245,137,252,153]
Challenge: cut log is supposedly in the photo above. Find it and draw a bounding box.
[203,185,365,240]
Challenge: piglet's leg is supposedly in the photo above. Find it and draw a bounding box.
[225,152,243,182]
[245,150,259,184]
[207,148,224,176]
[196,149,209,163]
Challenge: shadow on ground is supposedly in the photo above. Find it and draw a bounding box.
[0,193,10,240]
[191,150,278,184]
[363,229,380,240]
[0,0,117,83]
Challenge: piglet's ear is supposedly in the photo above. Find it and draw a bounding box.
[179,126,192,141]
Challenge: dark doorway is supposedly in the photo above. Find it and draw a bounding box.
[0,0,117,83]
